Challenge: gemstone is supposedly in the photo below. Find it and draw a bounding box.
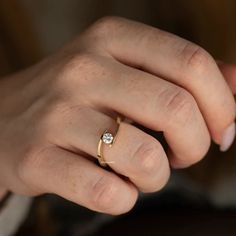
[102,132,114,144]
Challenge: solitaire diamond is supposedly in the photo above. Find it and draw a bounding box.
[102,132,114,144]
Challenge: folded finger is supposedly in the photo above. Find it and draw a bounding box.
[20,146,138,215]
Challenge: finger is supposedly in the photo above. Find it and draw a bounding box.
[219,63,236,93]
[20,146,138,215]
[55,107,170,192]
[92,17,236,150]
[89,59,210,168]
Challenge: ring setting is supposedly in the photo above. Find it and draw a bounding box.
[102,132,114,145]
[97,116,122,167]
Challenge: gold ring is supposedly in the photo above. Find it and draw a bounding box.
[97,116,122,167]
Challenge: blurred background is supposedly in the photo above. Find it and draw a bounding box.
[1,0,236,235]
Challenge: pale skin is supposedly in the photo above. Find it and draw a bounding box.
[0,17,236,215]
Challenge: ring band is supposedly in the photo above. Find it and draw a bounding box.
[97,116,122,167]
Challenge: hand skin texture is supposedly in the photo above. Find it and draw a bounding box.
[0,17,235,215]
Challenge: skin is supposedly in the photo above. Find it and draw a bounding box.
[0,17,235,215]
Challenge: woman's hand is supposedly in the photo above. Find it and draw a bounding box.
[0,17,235,214]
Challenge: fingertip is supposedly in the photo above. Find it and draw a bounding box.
[220,122,236,152]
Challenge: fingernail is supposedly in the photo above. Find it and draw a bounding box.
[220,122,236,152]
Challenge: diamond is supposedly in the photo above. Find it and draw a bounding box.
[102,132,114,144]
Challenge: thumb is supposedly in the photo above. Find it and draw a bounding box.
[218,62,236,94]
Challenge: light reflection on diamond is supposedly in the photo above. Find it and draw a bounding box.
[102,132,114,144]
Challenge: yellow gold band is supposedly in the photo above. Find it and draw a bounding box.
[97,116,122,167]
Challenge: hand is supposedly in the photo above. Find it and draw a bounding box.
[0,17,235,214]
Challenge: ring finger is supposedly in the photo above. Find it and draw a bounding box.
[54,107,170,193]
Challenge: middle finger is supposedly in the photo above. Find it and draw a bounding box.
[91,61,211,168]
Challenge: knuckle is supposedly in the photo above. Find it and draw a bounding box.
[89,16,122,36]
[163,88,196,126]
[181,43,214,75]
[138,28,162,50]
[55,53,104,94]
[60,53,98,82]
[133,141,163,174]
[91,175,118,211]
